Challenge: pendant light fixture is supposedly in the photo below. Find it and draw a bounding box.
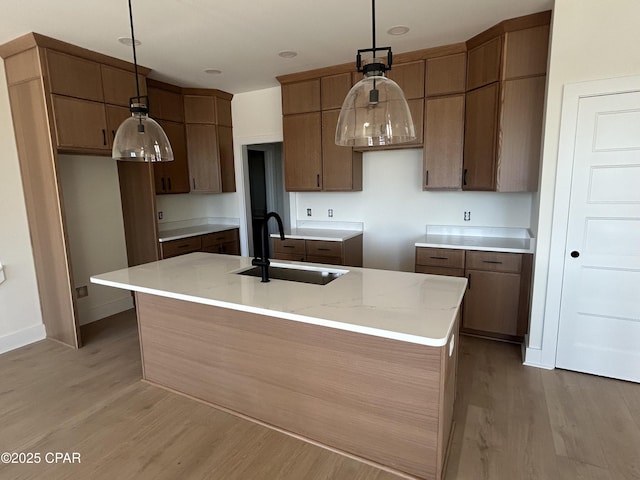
[112,0,174,162]
[335,0,415,147]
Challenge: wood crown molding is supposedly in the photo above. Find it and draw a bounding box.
[277,42,466,85]
[467,10,552,50]
[147,79,233,100]
[0,32,152,75]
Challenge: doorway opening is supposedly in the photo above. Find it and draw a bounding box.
[243,143,289,257]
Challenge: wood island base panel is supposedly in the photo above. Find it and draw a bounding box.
[135,292,459,480]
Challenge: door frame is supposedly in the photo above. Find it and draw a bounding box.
[525,74,640,369]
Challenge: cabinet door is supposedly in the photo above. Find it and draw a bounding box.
[186,124,221,193]
[105,104,131,148]
[386,61,425,99]
[496,76,546,192]
[424,95,464,190]
[283,112,322,191]
[217,125,236,192]
[426,53,466,96]
[463,270,521,336]
[184,95,216,124]
[503,25,550,80]
[147,86,184,122]
[463,83,499,190]
[46,50,103,101]
[215,97,233,127]
[406,98,424,146]
[322,110,362,191]
[466,36,502,91]
[51,95,108,150]
[101,65,146,107]
[282,79,321,114]
[157,120,190,194]
[321,73,352,110]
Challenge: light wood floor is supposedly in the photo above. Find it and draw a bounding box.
[0,310,638,480]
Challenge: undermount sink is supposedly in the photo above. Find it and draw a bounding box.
[236,263,347,285]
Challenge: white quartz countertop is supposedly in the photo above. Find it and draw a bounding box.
[158,224,238,243]
[91,252,466,347]
[270,228,363,242]
[415,225,535,253]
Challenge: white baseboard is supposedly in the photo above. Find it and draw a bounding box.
[0,323,46,355]
[81,296,134,325]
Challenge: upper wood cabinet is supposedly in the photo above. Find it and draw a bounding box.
[282,73,362,192]
[45,49,150,153]
[321,110,363,191]
[283,112,322,191]
[424,95,465,190]
[282,79,321,114]
[184,95,216,123]
[147,82,184,122]
[503,24,550,80]
[154,120,190,194]
[386,61,425,99]
[321,73,352,110]
[46,49,104,101]
[183,92,236,193]
[464,15,550,192]
[466,36,503,91]
[426,53,466,96]
[463,83,499,191]
[101,65,146,107]
[51,95,109,151]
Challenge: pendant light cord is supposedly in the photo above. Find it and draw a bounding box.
[371,0,376,58]
[128,0,141,100]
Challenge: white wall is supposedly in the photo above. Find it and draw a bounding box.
[297,150,533,271]
[527,0,640,366]
[57,155,133,325]
[156,192,238,225]
[0,59,45,353]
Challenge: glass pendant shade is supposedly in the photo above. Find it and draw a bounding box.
[335,74,416,147]
[112,110,174,162]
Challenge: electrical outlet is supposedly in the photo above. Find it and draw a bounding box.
[76,285,88,298]
[307,208,312,217]
[328,209,333,218]
[158,211,164,220]
[464,211,471,222]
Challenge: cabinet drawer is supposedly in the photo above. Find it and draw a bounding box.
[465,250,521,273]
[415,247,465,269]
[202,229,238,248]
[274,238,306,255]
[160,236,202,259]
[305,240,342,258]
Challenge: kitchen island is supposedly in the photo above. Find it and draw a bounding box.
[91,253,466,480]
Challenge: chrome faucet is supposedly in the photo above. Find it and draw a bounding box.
[252,211,285,282]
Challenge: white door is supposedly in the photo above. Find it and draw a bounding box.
[556,91,640,382]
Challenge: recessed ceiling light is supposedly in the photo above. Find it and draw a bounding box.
[118,36,141,46]
[204,68,222,75]
[387,25,410,36]
[278,50,298,59]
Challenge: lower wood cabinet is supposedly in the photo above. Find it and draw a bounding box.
[273,235,363,267]
[160,228,240,259]
[415,246,532,341]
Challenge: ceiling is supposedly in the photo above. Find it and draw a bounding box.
[1,0,553,94]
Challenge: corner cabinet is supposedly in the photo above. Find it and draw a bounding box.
[463,13,550,192]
